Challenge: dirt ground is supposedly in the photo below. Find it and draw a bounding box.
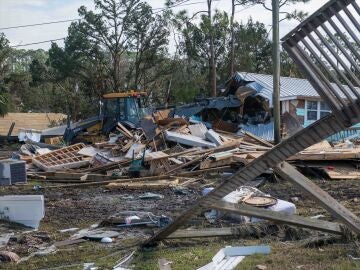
[0,160,359,269]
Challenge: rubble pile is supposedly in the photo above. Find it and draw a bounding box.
[0,113,360,268]
[1,111,356,185]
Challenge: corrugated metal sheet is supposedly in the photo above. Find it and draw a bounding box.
[233,72,359,105]
[240,122,360,143]
[239,122,274,142]
[327,129,360,142]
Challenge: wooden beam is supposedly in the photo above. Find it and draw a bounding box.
[212,201,343,235]
[164,154,209,175]
[33,172,126,181]
[176,166,231,177]
[167,228,233,239]
[117,122,133,139]
[45,175,173,189]
[7,122,15,138]
[275,162,360,234]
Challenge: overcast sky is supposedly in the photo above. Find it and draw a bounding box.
[0,0,329,51]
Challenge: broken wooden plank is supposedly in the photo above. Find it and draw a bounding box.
[176,166,231,177]
[106,179,179,189]
[275,162,360,234]
[7,122,15,138]
[209,150,237,161]
[200,157,234,170]
[145,151,169,161]
[288,148,360,161]
[164,154,209,175]
[212,201,343,235]
[45,175,173,189]
[168,157,183,165]
[117,123,133,139]
[167,228,233,239]
[32,172,122,181]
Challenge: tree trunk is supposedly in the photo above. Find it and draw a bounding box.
[113,54,120,92]
[208,0,217,97]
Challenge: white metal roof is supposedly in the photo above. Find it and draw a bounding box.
[235,72,359,106]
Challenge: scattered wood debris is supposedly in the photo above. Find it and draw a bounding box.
[15,119,360,183]
[32,143,90,172]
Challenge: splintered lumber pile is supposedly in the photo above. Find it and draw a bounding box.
[288,140,360,180]
[289,148,360,161]
[197,134,271,170]
[288,141,360,161]
[116,123,134,139]
[41,175,201,189]
[20,112,360,184]
[106,178,180,189]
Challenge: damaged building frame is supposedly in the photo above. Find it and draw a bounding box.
[145,0,360,245]
[226,72,360,141]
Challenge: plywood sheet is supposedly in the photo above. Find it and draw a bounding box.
[0,113,66,135]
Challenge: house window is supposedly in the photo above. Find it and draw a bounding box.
[306,101,318,121]
[305,100,331,122]
[320,102,331,118]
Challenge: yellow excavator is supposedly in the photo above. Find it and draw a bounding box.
[63,90,242,144]
[63,91,151,143]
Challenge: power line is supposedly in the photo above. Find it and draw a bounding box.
[0,19,80,31]
[235,4,256,14]
[2,0,206,31]
[154,0,192,13]
[155,0,189,8]
[7,0,214,48]
[11,38,65,48]
[2,1,191,31]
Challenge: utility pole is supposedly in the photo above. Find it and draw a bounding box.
[272,0,281,144]
[208,0,217,97]
[230,0,236,76]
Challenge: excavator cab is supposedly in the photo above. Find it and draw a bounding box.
[101,91,150,133]
[64,91,151,143]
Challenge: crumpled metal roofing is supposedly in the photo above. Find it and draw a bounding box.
[174,95,241,117]
[239,121,274,142]
[233,72,359,106]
